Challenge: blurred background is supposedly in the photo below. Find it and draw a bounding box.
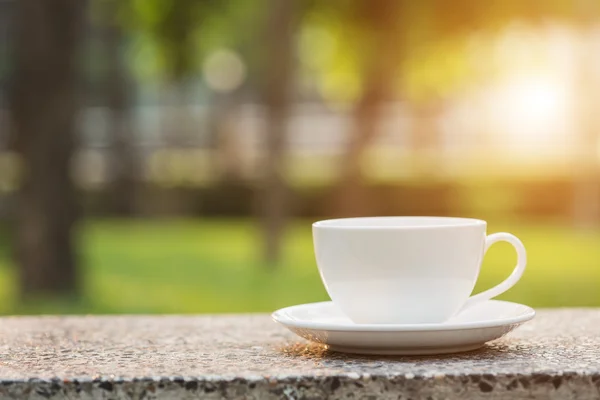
[0,0,599,314]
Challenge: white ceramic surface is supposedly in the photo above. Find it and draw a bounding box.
[272,300,535,355]
[313,217,527,324]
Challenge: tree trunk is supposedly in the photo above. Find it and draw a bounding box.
[410,99,443,179]
[10,0,85,297]
[335,78,387,217]
[572,25,600,228]
[259,0,297,266]
[209,94,243,182]
[335,0,402,217]
[105,1,137,216]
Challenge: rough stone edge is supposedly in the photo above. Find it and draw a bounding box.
[0,372,599,399]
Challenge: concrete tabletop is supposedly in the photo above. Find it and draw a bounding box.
[0,309,598,399]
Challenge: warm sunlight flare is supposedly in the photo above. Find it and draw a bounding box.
[490,76,570,156]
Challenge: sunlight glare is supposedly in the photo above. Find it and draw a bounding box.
[493,76,569,155]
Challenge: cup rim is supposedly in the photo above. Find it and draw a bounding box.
[312,216,486,229]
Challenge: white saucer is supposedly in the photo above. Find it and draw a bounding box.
[272,300,535,355]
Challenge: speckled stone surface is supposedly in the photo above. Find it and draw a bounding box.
[0,310,598,399]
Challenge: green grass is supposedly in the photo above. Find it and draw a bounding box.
[0,218,599,314]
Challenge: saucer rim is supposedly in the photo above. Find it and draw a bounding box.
[271,299,535,332]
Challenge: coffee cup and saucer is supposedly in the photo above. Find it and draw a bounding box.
[272,217,535,355]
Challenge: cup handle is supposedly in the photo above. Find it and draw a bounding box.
[462,232,527,309]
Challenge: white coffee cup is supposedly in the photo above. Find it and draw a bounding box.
[312,217,526,324]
